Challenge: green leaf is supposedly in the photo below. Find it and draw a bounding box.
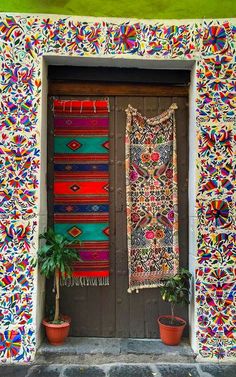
[160,268,192,314]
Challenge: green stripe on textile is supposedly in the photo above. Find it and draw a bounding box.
[54,223,109,241]
[54,137,108,154]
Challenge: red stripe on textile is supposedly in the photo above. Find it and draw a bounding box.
[54,155,108,162]
[74,262,109,267]
[54,214,109,222]
[55,109,107,116]
[79,261,109,266]
[78,249,109,253]
[71,271,109,277]
[73,241,109,248]
[73,267,110,272]
[54,118,109,128]
[55,172,109,178]
[54,213,109,218]
[54,181,108,195]
[54,130,109,136]
[79,251,109,261]
[54,100,109,114]
[54,197,109,204]
[54,177,108,182]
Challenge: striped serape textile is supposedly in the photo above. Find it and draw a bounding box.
[53,99,110,286]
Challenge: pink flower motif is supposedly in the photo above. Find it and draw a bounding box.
[145,230,155,239]
[166,168,173,179]
[131,213,140,223]
[167,210,174,222]
[130,170,138,181]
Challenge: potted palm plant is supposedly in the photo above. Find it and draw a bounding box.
[38,227,80,345]
[158,268,192,346]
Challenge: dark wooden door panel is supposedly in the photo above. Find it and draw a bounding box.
[113,96,189,338]
[48,83,189,338]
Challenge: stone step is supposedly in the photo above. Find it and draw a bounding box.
[37,337,195,364]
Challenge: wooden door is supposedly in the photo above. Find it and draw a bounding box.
[47,84,189,338]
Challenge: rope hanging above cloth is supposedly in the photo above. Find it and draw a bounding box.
[53,99,110,287]
[125,103,179,293]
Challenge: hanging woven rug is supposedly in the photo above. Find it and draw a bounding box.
[125,104,179,293]
[53,99,110,286]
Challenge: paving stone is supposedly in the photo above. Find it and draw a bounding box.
[39,337,121,355]
[200,364,236,377]
[109,364,154,377]
[63,366,105,377]
[158,364,200,377]
[27,364,61,377]
[121,338,193,356]
[0,365,30,377]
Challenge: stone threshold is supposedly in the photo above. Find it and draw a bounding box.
[37,337,195,364]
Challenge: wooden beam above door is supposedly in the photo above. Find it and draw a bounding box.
[48,81,189,97]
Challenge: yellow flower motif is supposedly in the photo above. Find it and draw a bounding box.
[165,188,171,196]
[141,153,150,163]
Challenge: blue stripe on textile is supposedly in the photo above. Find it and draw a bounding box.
[54,204,109,213]
[54,164,109,172]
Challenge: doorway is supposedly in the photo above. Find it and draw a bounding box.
[47,74,189,338]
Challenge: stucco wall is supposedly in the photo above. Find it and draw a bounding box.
[0,14,235,363]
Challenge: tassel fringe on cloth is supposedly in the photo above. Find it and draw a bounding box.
[125,104,179,293]
[61,276,109,287]
[53,99,110,287]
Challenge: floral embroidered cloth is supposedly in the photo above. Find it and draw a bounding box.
[125,104,179,292]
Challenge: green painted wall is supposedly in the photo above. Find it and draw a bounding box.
[0,0,235,19]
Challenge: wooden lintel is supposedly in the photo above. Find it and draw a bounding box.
[48,81,189,97]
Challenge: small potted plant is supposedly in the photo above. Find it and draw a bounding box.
[38,227,80,345]
[157,268,192,346]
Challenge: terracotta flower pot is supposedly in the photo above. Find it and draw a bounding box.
[157,315,186,346]
[42,315,71,346]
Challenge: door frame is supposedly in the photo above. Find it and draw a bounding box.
[46,75,189,338]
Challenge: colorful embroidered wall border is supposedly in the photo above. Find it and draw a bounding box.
[126,104,179,292]
[0,14,235,362]
[53,99,110,286]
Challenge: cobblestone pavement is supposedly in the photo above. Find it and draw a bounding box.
[0,363,236,377]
